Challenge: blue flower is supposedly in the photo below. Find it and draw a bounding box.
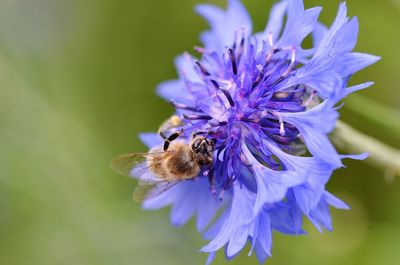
[136,0,379,263]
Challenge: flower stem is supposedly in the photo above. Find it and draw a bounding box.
[344,94,400,139]
[332,120,400,178]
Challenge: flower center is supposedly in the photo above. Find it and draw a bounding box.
[173,35,320,196]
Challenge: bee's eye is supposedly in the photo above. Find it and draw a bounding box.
[192,139,201,150]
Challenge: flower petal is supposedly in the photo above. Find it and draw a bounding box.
[324,191,350,210]
[157,79,196,105]
[312,22,328,48]
[278,100,342,167]
[335,53,381,77]
[253,241,270,264]
[205,252,216,265]
[341,81,374,98]
[277,0,321,47]
[252,211,272,257]
[309,198,332,232]
[138,132,162,148]
[200,182,254,256]
[242,143,305,215]
[269,199,305,235]
[196,0,252,52]
[143,178,222,231]
[263,0,288,41]
[195,186,223,232]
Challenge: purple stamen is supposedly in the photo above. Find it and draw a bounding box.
[183,114,213,120]
[195,61,211,76]
[219,189,225,201]
[303,90,317,107]
[252,65,264,89]
[194,46,207,54]
[269,47,296,86]
[227,48,238,75]
[281,47,296,78]
[209,79,220,90]
[268,32,274,47]
[240,117,258,123]
[220,88,235,107]
[170,100,200,112]
[279,118,285,136]
[236,30,245,64]
[209,120,228,127]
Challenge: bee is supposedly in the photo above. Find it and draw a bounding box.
[110,115,215,201]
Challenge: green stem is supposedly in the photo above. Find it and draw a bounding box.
[333,120,400,177]
[345,94,400,138]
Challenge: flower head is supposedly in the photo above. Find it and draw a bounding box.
[136,0,379,263]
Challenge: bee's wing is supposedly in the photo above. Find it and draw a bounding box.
[133,179,182,202]
[110,151,168,177]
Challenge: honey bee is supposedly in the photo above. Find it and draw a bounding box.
[110,115,215,201]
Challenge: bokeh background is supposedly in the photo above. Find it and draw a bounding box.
[0,0,399,264]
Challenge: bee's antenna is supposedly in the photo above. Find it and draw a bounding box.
[205,120,227,138]
[204,126,213,138]
[192,120,228,139]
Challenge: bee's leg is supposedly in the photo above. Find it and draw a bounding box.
[157,115,183,137]
[162,130,183,151]
[159,131,167,140]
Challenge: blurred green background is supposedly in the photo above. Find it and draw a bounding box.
[0,0,399,264]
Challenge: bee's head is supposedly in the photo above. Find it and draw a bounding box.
[191,136,215,166]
